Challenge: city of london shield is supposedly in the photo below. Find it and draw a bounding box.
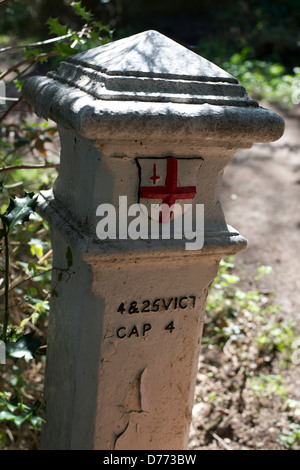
[136,156,203,223]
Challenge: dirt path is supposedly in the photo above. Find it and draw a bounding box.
[221,104,300,321]
[189,109,300,450]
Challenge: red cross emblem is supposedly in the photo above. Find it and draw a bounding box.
[138,157,199,223]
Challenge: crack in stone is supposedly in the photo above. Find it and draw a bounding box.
[113,368,148,449]
[123,368,146,413]
[113,421,129,450]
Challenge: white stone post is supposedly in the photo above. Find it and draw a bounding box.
[23,30,284,450]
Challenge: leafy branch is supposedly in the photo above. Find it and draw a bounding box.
[0,1,112,122]
[0,97,23,124]
[0,192,38,341]
[0,0,113,443]
[0,51,62,81]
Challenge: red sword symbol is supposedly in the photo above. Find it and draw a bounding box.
[150,163,160,185]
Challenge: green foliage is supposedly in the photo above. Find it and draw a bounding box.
[205,258,298,362]
[5,333,41,363]
[278,423,300,450]
[71,1,94,23]
[224,52,300,110]
[255,319,295,366]
[0,394,43,429]
[0,0,32,35]
[250,374,287,397]
[287,399,300,418]
[46,17,69,38]
[0,192,40,339]
[0,0,87,427]
[44,2,112,59]
[1,193,37,232]
[0,71,56,445]
[0,188,51,446]
[196,44,300,110]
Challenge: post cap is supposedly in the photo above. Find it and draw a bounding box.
[23,30,284,144]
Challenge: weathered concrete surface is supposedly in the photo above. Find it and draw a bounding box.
[23,30,284,144]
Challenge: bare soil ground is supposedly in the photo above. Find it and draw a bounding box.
[222,104,300,320]
[189,103,300,450]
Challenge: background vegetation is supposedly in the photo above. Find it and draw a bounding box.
[0,0,299,450]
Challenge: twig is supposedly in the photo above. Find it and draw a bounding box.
[3,61,36,86]
[1,252,53,296]
[38,248,53,264]
[1,225,10,340]
[24,318,46,337]
[203,415,223,433]
[22,292,50,337]
[0,0,15,6]
[71,25,87,48]
[5,426,14,444]
[0,33,73,54]
[211,432,233,450]
[0,163,59,173]
[0,51,61,81]
[2,182,23,189]
[0,250,53,297]
[0,275,23,296]
[0,266,74,315]
[0,268,54,314]
[0,97,24,123]
[0,96,20,102]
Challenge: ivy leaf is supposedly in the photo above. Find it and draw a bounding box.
[1,192,37,231]
[13,79,23,92]
[24,47,43,59]
[55,42,74,57]
[71,1,94,22]
[0,397,43,428]
[5,333,41,363]
[46,17,69,37]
